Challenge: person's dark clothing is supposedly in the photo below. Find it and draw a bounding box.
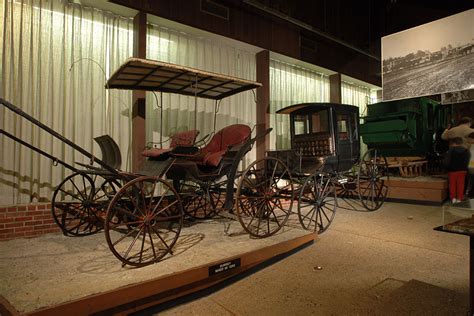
[446,146,470,202]
[446,146,470,172]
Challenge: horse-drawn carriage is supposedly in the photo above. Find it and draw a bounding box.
[0,58,388,267]
[268,103,389,234]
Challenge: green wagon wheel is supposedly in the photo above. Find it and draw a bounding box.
[235,157,293,238]
[104,176,183,267]
[298,172,337,233]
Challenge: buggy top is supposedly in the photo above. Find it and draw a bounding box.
[105,57,263,157]
[106,57,261,98]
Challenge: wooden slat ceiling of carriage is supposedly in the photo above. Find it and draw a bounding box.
[106,58,262,100]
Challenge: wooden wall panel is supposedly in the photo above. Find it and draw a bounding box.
[329,73,341,104]
[256,50,270,160]
[110,0,380,86]
[132,12,147,172]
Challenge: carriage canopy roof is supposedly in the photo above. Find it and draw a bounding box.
[106,58,262,100]
[276,103,359,115]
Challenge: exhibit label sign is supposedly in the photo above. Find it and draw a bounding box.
[381,9,473,101]
[209,258,241,276]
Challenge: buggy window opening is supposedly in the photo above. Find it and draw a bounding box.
[294,109,330,136]
[350,112,358,140]
[337,113,349,140]
[294,114,309,135]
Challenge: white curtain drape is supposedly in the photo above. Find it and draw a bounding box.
[146,23,257,167]
[0,0,133,204]
[270,59,330,149]
[341,81,371,117]
[341,81,373,157]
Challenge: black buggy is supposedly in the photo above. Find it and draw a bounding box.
[268,103,389,234]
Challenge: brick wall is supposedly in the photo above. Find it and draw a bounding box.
[0,204,60,241]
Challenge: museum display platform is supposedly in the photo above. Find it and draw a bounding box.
[0,215,314,316]
[385,176,448,205]
[434,199,474,314]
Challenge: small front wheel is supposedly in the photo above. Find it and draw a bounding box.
[104,176,183,267]
[298,172,336,234]
[52,172,117,236]
[357,149,389,211]
[235,157,293,238]
[178,180,224,219]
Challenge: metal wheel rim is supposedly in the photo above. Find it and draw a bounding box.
[235,157,293,238]
[51,172,115,236]
[179,180,224,219]
[104,176,183,267]
[298,173,337,233]
[357,149,389,211]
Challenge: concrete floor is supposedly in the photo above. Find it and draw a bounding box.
[141,201,471,315]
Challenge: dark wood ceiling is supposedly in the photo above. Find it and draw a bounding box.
[110,0,473,86]
[246,0,473,59]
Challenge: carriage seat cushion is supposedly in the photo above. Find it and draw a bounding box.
[142,129,199,158]
[170,129,200,147]
[202,149,227,167]
[141,147,172,157]
[200,124,251,167]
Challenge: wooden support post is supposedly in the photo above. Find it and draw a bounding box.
[256,50,270,160]
[329,73,342,104]
[132,11,147,172]
[376,89,382,103]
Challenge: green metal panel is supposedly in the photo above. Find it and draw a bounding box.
[360,97,443,157]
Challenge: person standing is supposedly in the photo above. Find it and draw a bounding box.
[441,117,474,149]
[441,117,474,198]
[445,137,470,203]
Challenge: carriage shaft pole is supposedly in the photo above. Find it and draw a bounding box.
[1,129,78,172]
[1,98,118,175]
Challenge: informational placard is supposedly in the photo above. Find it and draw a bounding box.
[382,9,473,101]
[208,258,241,276]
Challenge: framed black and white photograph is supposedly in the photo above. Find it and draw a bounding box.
[382,9,473,101]
[441,89,474,104]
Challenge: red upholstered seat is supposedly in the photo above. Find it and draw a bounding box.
[200,124,251,167]
[142,129,199,158]
[141,147,173,157]
[170,129,200,147]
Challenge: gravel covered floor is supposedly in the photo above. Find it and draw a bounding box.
[0,200,470,315]
[0,215,309,314]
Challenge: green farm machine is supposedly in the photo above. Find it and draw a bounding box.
[359,97,452,175]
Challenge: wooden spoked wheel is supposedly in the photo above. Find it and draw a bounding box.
[298,172,337,234]
[235,157,293,238]
[104,176,183,267]
[51,172,119,236]
[179,180,225,219]
[357,149,389,211]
